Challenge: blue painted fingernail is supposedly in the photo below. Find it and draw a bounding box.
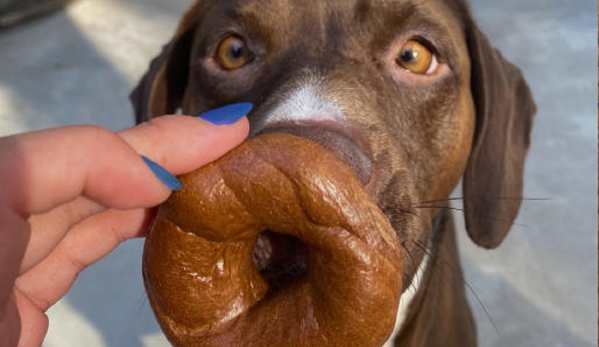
[141,156,182,191]
[198,102,253,125]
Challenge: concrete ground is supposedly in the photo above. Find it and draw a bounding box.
[0,0,596,346]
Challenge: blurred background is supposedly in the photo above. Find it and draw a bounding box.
[0,0,596,346]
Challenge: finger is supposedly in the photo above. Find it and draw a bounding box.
[12,289,47,347]
[0,125,166,215]
[15,208,152,311]
[0,114,249,216]
[0,294,24,347]
[3,115,248,274]
[0,206,29,316]
[0,207,40,347]
[119,115,249,174]
[19,197,103,273]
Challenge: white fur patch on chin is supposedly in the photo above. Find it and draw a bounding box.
[382,254,430,347]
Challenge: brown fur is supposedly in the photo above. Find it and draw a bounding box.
[131,1,536,346]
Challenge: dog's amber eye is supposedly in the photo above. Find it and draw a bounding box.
[216,35,253,70]
[396,40,435,74]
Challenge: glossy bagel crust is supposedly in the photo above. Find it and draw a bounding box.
[143,133,403,347]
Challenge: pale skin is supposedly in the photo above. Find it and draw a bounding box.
[0,115,249,347]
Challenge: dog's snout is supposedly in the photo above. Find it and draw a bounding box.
[257,125,373,185]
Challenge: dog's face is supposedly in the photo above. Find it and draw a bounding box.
[176,0,476,287]
[132,0,535,339]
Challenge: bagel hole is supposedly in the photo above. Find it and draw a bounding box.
[253,230,309,290]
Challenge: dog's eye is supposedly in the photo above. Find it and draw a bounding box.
[395,40,437,75]
[216,35,253,70]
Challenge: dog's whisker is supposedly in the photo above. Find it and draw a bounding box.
[413,205,465,213]
[136,295,149,315]
[381,204,427,226]
[418,196,551,206]
[470,196,551,202]
[417,197,464,204]
[398,207,420,218]
[413,205,529,229]
[401,241,419,275]
[411,240,499,336]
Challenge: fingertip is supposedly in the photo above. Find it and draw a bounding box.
[197,102,253,125]
[215,114,250,145]
[140,155,183,191]
[122,114,249,176]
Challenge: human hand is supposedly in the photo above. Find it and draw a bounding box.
[0,104,251,347]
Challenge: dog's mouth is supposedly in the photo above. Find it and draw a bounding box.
[253,230,310,290]
[256,125,373,185]
[144,133,401,346]
[251,125,375,290]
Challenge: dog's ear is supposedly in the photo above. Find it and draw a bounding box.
[130,3,203,123]
[462,19,537,249]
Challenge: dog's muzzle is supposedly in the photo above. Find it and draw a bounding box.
[142,133,402,347]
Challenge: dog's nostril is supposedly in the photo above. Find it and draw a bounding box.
[252,230,309,290]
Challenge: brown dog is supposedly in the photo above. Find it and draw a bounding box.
[131,0,536,346]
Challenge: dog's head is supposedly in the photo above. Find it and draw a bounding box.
[132,0,535,336]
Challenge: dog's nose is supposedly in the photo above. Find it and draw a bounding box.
[256,124,373,185]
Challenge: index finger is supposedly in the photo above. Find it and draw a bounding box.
[0,115,249,216]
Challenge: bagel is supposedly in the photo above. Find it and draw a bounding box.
[142,133,403,347]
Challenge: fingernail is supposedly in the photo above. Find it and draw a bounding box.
[198,102,253,125]
[141,156,182,191]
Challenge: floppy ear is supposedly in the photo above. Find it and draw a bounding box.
[462,20,537,249]
[130,2,203,123]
